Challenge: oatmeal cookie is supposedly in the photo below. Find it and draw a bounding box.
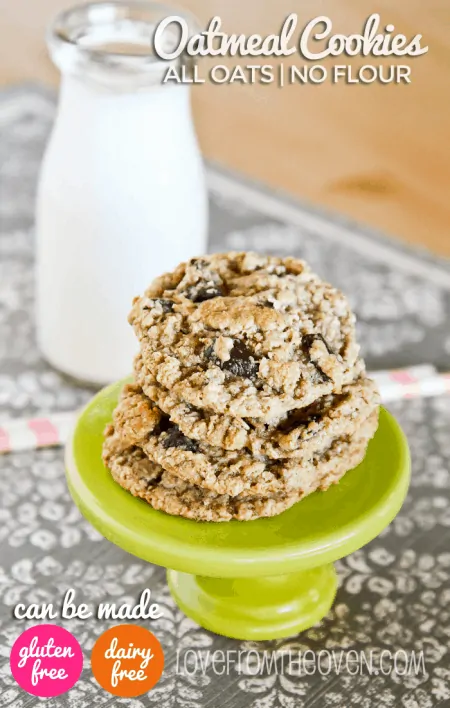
[103,425,372,522]
[129,252,360,418]
[110,384,378,497]
[134,353,378,457]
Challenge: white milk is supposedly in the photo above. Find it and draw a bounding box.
[36,3,207,385]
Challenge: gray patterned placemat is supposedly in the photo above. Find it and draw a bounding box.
[1,86,450,708]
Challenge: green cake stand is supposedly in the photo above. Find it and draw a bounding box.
[65,380,410,641]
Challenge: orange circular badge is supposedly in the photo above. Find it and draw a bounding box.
[91,625,164,697]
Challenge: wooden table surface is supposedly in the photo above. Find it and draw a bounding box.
[1,0,449,255]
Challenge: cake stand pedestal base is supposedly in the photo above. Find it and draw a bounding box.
[167,565,337,640]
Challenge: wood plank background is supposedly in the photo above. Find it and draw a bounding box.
[1,0,449,255]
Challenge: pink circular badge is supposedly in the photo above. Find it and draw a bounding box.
[10,624,83,698]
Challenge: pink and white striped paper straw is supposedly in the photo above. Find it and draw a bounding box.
[0,412,75,455]
[0,366,449,455]
[370,365,450,401]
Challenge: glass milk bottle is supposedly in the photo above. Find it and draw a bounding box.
[36,1,207,385]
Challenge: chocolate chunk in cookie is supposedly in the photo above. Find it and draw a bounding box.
[205,339,259,380]
[222,340,259,379]
[185,284,225,302]
[161,425,199,453]
[302,333,336,383]
[302,333,334,356]
[142,298,174,313]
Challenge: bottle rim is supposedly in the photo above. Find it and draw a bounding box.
[47,0,198,87]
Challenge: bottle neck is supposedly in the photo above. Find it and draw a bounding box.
[48,1,199,91]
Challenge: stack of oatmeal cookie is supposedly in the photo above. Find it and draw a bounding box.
[103,252,380,522]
